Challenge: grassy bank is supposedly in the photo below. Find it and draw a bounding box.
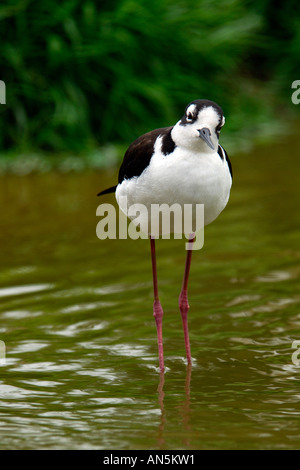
[0,0,299,169]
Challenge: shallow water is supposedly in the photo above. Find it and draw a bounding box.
[0,135,300,450]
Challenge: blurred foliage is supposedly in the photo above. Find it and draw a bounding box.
[0,0,299,161]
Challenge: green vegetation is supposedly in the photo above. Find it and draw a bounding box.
[0,0,299,169]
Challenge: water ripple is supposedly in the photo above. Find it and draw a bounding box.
[254,270,293,283]
[0,284,54,298]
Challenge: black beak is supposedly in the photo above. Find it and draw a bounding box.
[197,127,214,150]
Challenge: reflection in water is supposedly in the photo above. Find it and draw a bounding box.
[178,364,192,448]
[157,364,192,449]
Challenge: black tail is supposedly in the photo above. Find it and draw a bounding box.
[97,185,117,196]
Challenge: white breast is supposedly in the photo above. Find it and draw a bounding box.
[116,136,232,230]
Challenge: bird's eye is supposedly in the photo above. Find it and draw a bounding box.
[216,116,225,134]
[216,123,222,134]
[186,112,193,121]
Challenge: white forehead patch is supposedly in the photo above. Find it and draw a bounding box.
[197,106,225,130]
[222,116,225,126]
[198,106,219,121]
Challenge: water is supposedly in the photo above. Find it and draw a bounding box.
[0,135,300,450]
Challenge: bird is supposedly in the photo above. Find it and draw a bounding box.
[97,99,232,372]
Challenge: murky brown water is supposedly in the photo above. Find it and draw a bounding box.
[0,134,300,449]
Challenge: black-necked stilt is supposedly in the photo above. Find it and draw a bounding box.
[98,99,232,371]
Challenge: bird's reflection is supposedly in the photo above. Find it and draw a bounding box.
[156,363,192,448]
[179,363,192,447]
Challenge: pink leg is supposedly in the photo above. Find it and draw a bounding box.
[179,234,195,364]
[150,237,164,371]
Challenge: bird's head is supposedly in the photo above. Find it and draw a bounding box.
[171,99,225,152]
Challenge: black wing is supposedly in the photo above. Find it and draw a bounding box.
[118,126,173,184]
[97,126,174,196]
